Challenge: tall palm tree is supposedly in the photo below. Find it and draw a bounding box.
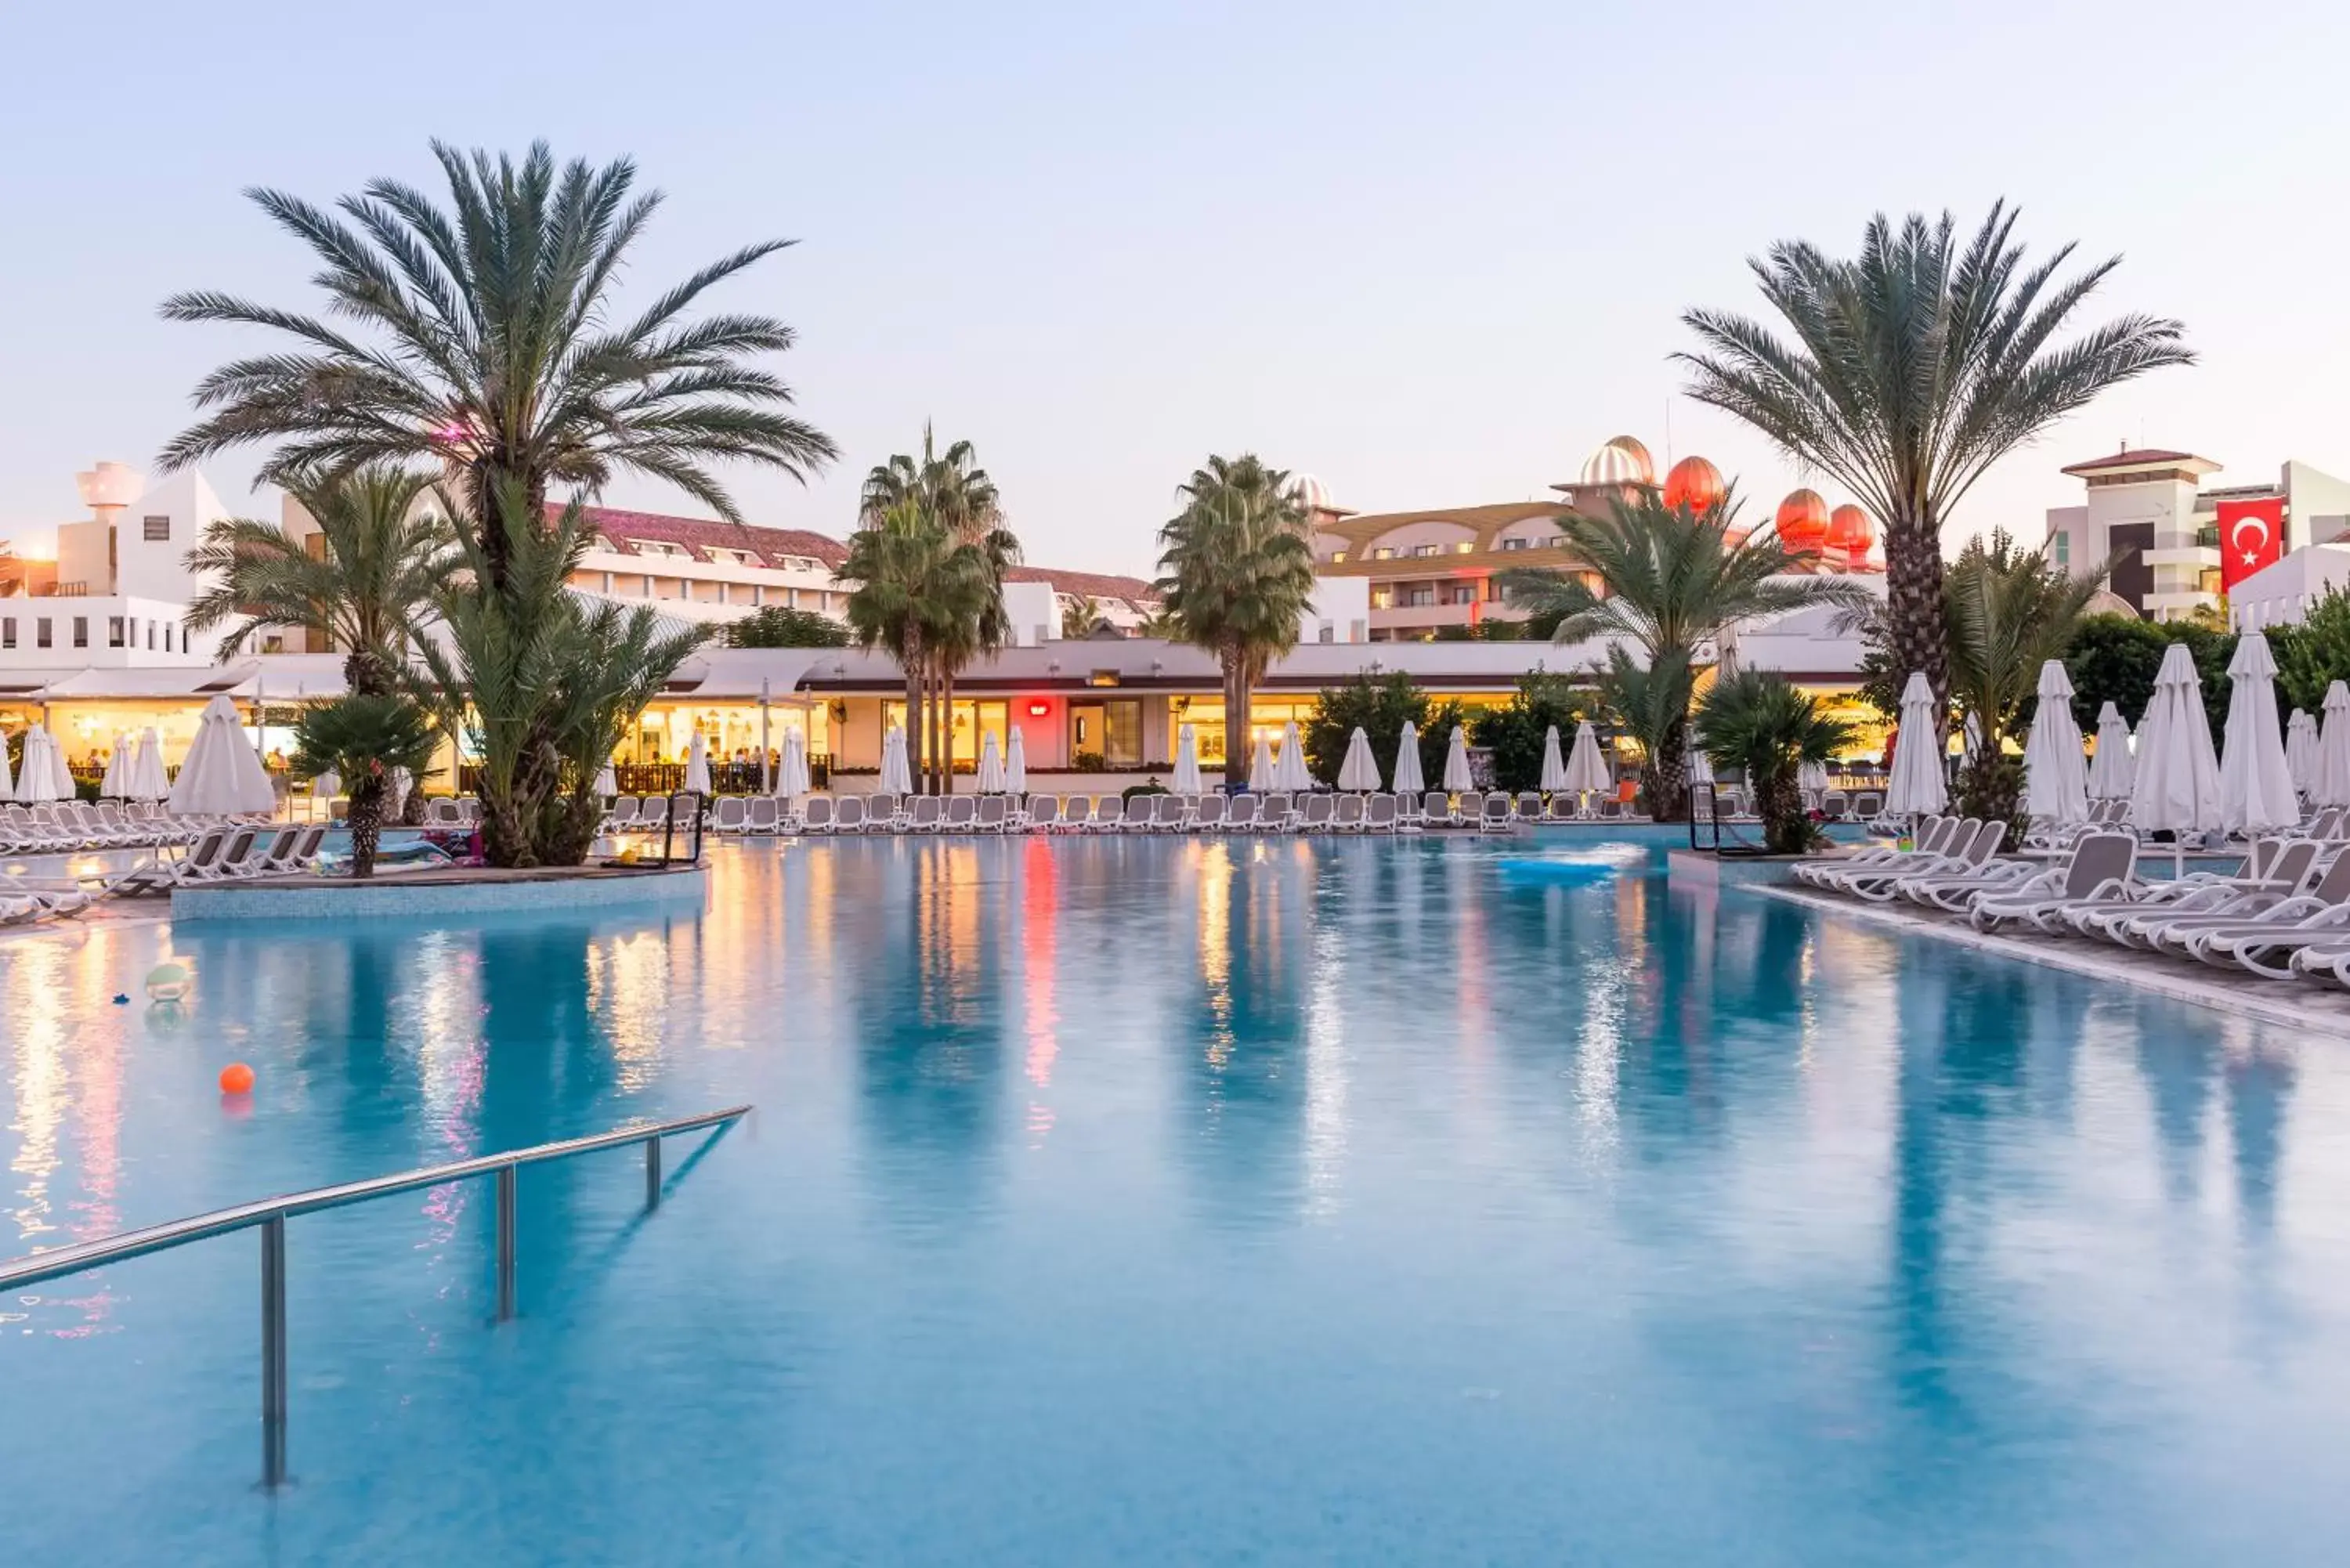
[158,140,835,590]
[1499,489,1870,819]
[858,428,1013,793]
[1155,455,1318,758]
[1677,203,2191,741]
[183,466,455,695]
[841,501,942,784]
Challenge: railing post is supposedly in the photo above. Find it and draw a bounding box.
[495,1165,517,1321]
[645,1134,663,1210]
[260,1215,287,1489]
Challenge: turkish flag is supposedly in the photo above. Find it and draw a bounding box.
[2218,497,2286,591]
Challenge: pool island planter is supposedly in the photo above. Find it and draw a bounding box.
[170,862,708,923]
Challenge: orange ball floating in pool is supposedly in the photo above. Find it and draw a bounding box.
[219,1063,255,1095]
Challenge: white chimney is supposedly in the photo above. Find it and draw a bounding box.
[76,461,143,522]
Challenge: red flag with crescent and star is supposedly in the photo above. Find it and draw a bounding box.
[2218,497,2286,591]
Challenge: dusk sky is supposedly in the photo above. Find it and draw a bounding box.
[5,0,2346,573]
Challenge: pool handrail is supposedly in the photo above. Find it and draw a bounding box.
[0,1102,752,1487]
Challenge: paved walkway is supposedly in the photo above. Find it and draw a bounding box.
[1759,882,2350,1039]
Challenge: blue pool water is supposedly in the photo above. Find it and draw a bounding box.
[5,833,2348,1565]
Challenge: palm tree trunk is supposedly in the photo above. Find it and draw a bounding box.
[939,667,956,795]
[1650,719,1690,822]
[1757,766,1806,855]
[1885,513,1950,739]
[1224,655,1245,783]
[348,775,385,878]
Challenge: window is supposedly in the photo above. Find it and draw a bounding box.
[1447,584,1478,605]
[146,620,156,650]
[1455,541,1474,554]
[73,616,89,649]
[1499,537,1528,551]
[2052,533,2070,568]
[262,634,286,655]
[1,617,13,648]
[1329,551,1348,564]
[1371,547,1397,560]
[1412,544,1441,557]
[1370,588,1394,609]
[143,514,171,541]
[37,617,52,648]
[1405,587,1436,608]
[109,616,125,648]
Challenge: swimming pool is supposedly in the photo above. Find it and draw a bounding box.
[5,833,2347,1564]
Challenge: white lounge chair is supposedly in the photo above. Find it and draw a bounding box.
[1365,793,1398,833]
[1334,795,1367,832]
[976,796,1010,833]
[942,796,978,833]
[1026,796,1061,833]
[1090,797,1125,833]
[746,797,780,834]
[799,796,835,834]
[1966,833,2139,932]
[1225,794,1258,832]
[710,797,749,835]
[1297,794,1336,833]
[833,796,866,833]
[1062,796,1094,833]
[1848,822,2006,901]
[1477,793,1513,833]
[1192,793,1227,832]
[2177,852,2350,977]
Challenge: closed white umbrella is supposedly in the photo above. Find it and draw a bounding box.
[1248,732,1275,791]
[1538,724,1569,793]
[14,725,63,803]
[2023,659,2088,826]
[1884,673,1948,817]
[99,735,129,799]
[1277,720,1314,791]
[1005,726,1028,795]
[1337,726,1380,791]
[758,677,773,793]
[1392,721,1424,795]
[131,728,170,802]
[879,724,913,796]
[0,728,13,798]
[313,768,342,800]
[1686,746,1714,786]
[2131,642,2225,869]
[1172,723,1202,793]
[1563,721,1610,799]
[778,728,812,796]
[978,729,1008,793]
[50,730,74,797]
[2220,631,2299,834]
[2088,702,2135,801]
[390,767,414,817]
[684,731,712,796]
[168,694,276,816]
[2319,682,2350,808]
[1441,725,1473,793]
[593,761,618,797]
[1797,759,1830,794]
[2286,709,2317,795]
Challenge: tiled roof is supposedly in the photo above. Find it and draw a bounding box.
[567,504,849,570]
[1006,565,1162,605]
[2059,448,2206,475]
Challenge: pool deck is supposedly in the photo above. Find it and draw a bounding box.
[1759,881,2350,1039]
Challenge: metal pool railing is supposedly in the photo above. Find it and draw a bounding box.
[0,1103,752,1490]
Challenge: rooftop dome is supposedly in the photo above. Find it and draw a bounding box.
[1579,436,1656,487]
[1289,472,1335,515]
[1661,455,1724,515]
[1775,488,1831,553]
[1826,504,1875,558]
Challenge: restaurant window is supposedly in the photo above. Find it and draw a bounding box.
[143,514,171,541]
[1068,697,1142,768]
[37,617,52,648]
[109,616,125,648]
[880,699,1007,766]
[73,616,89,649]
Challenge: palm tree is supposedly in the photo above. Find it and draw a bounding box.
[183,466,455,695]
[408,483,707,866]
[1592,646,1693,815]
[1678,203,2192,739]
[1692,673,1857,854]
[1499,489,1870,819]
[1941,529,2108,827]
[158,141,835,591]
[1061,594,1103,639]
[291,694,438,877]
[1155,455,1318,754]
[858,428,1014,792]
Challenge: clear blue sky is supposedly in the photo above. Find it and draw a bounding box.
[4,0,2346,573]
